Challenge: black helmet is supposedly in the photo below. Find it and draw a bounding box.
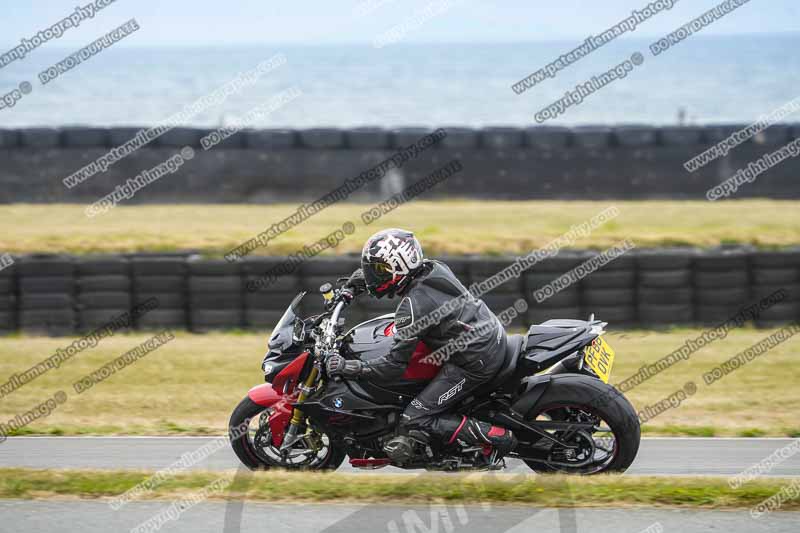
[361,228,423,298]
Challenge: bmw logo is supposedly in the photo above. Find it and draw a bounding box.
[333,397,344,409]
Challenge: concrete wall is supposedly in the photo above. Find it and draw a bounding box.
[0,124,798,202]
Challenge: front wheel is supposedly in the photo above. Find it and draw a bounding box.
[516,374,640,475]
[229,396,346,471]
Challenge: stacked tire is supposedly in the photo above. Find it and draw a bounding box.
[637,249,694,325]
[750,249,800,326]
[188,258,242,331]
[0,258,16,334]
[469,257,525,327]
[243,257,302,330]
[347,127,390,150]
[525,252,586,325]
[132,257,188,330]
[581,251,637,327]
[693,249,750,325]
[3,251,798,335]
[76,256,132,332]
[18,256,76,335]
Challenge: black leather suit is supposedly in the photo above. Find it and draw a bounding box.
[359,260,508,441]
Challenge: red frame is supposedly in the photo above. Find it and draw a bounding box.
[247,383,297,447]
[272,351,309,395]
[247,351,310,447]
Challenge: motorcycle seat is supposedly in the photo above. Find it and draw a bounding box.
[525,321,586,350]
[481,334,525,391]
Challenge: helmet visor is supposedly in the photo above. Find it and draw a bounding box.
[363,260,395,295]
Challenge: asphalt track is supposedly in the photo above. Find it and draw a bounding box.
[2,437,799,532]
[1,436,799,476]
[2,500,799,533]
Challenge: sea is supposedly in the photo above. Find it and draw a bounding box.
[0,33,797,128]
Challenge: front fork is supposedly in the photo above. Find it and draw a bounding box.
[279,364,319,451]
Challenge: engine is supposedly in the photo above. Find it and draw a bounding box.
[379,431,502,470]
[380,430,435,465]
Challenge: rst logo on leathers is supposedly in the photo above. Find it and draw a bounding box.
[437,378,466,405]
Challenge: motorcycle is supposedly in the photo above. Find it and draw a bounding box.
[229,282,641,474]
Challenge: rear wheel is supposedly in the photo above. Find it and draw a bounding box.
[517,375,640,474]
[229,396,346,471]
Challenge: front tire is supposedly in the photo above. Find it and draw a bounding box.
[518,374,640,474]
[229,396,346,471]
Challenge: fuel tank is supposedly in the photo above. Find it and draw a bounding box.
[344,314,396,362]
[341,314,444,402]
[344,314,441,382]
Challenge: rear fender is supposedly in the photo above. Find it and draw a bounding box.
[510,374,551,416]
[547,353,584,375]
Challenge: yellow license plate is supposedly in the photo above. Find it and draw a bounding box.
[583,336,615,383]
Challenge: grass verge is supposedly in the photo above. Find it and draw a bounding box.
[0,469,796,509]
[0,327,798,437]
[2,200,799,255]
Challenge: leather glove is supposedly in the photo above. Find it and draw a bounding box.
[345,268,367,295]
[326,354,364,378]
[339,287,356,303]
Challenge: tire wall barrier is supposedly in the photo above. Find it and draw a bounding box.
[1,125,799,202]
[0,248,798,334]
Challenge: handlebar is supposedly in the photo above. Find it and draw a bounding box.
[317,299,346,366]
[318,292,350,383]
[330,299,346,326]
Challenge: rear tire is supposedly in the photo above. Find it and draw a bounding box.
[521,374,640,474]
[229,396,346,471]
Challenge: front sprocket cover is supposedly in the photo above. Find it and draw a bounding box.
[383,435,415,464]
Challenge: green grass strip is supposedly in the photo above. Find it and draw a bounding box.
[0,469,798,509]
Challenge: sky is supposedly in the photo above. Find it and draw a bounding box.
[0,0,798,48]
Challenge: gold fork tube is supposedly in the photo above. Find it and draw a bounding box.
[289,366,319,425]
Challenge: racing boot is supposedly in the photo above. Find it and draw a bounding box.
[447,415,517,456]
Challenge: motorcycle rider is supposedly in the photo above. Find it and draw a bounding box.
[326,228,517,461]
